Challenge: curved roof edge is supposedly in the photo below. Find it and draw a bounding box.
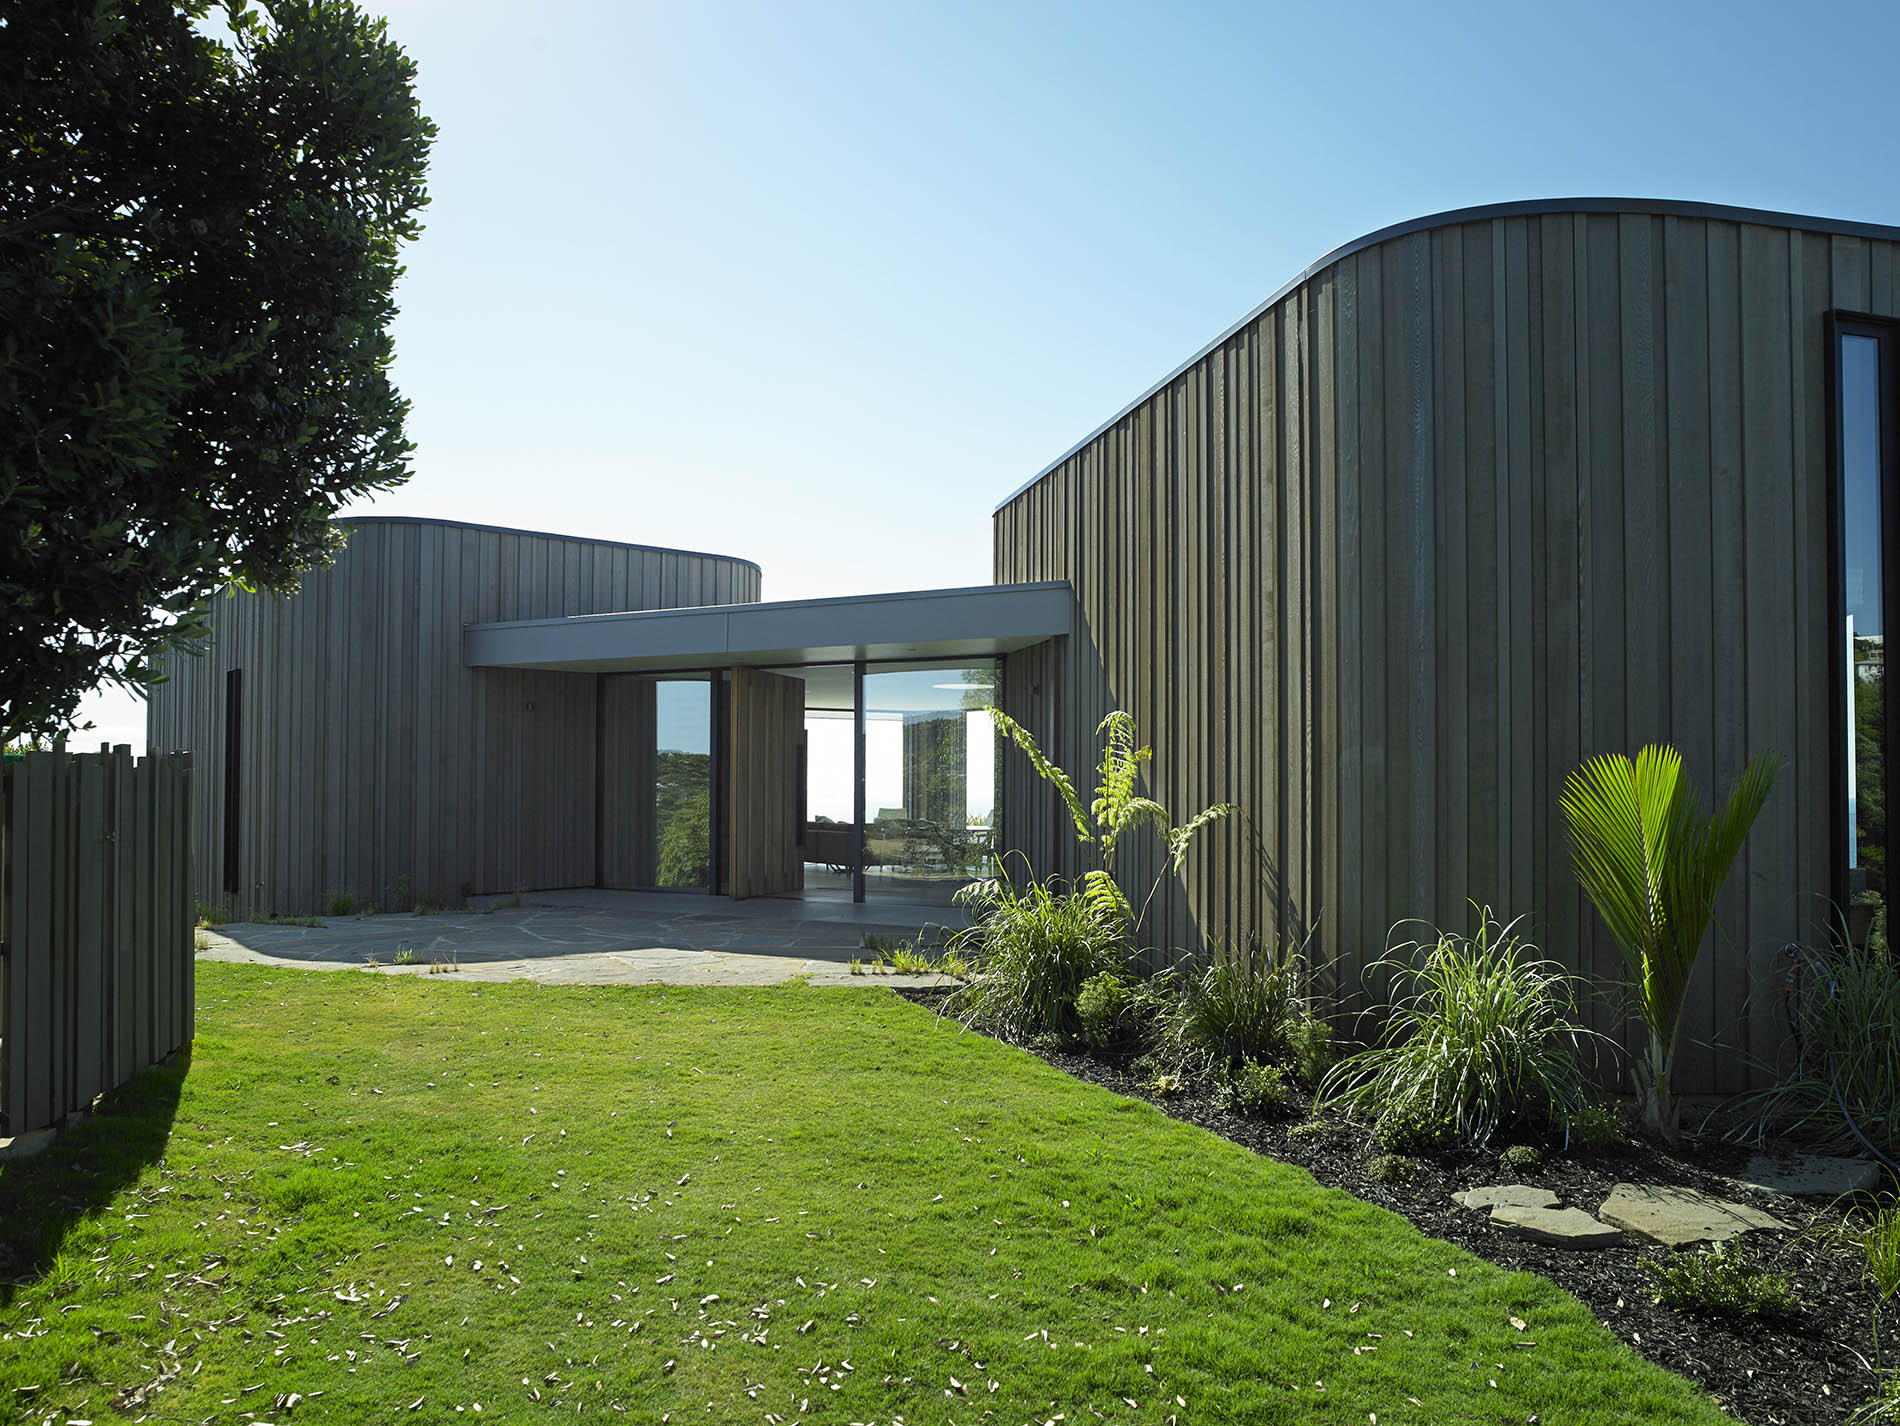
[336,514,764,574]
[995,195,1900,513]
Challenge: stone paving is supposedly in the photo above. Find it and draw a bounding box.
[1597,1182,1793,1248]
[1737,1153,1885,1197]
[1452,1184,1627,1248]
[196,888,968,989]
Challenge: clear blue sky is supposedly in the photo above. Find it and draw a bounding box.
[80,0,1900,745]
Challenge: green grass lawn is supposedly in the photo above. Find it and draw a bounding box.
[0,964,1725,1425]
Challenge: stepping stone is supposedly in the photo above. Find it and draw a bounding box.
[1488,1203,1626,1248]
[0,1127,57,1161]
[1736,1154,1884,1198]
[1452,1184,1559,1213]
[1598,1183,1793,1249]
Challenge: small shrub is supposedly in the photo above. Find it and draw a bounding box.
[193,930,212,953]
[1217,1061,1294,1118]
[1076,973,1141,1049]
[362,955,380,971]
[386,873,414,911]
[848,957,867,976]
[943,878,1127,1042]
[1366,1153,1419,1185]
[1640,1242,1799,1321]
[428,953,460,974]
[1853,1373,1900,1425]
[1564,1101,1633,1153]
[1285,1014,1336,1085]
[1147,1072,1185,1096]
[1500,1143,1542,1171]
[392,947,417,966]
[1288,1120,1346,1147]
[1317,908,1602,1149]
[325,890,358,917]
[195,900,229,928]
[1374,1101,1454,1153]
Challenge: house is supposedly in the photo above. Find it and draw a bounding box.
[154,198,1899,1092]
[148,517,1069,915]
[992,197,1896,1094]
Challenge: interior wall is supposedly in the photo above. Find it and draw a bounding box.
[596,673,658,890]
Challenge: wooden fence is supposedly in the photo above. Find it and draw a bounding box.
[1,747,194,1138]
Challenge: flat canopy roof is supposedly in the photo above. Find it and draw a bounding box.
[463,582,1072,673]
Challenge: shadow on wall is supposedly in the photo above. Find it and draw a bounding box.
[0,1053,187,1309]
[999,628,1309,973]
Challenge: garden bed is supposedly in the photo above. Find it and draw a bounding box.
[900,987,1890,1426]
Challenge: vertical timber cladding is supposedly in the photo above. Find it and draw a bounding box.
[996,203,1887,1094]
[145,519,761,919]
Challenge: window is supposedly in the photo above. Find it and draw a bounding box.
[223,668,242,895]
[1833,314,1899,948]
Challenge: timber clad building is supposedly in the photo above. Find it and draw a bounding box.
[154,199,1900,1094]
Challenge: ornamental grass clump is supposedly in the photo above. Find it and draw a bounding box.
[1317,909,1602,1150]
[1164,932,1332,1084]
[1738,937,1900,1159]
[943,877,1126,1042]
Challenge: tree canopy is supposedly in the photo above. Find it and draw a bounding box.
[0,0,434,743]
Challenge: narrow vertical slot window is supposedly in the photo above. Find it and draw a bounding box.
[223,668,243,896]
[1836,318,1895,949]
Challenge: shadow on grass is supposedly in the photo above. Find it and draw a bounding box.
[0,1051,188,1307]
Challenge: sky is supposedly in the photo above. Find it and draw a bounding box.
[76,0,1900,747]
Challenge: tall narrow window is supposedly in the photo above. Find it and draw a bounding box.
[223,668,243,895]
[1834,315,1898,948]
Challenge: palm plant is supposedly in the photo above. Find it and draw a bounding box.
[986,709,1234,934]
[1560,744,1781,1143]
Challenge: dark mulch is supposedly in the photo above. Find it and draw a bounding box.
[895,988,1890,1426]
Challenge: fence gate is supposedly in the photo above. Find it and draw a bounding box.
[0,746,194,1138]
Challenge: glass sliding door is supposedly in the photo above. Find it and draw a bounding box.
[1836,315,1897,950]
[652,677,714,889]
[781,664,858,900]
[859,661,1001,905]
[599,672,713,892]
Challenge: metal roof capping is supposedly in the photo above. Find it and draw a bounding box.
[992,195,1900,513]
[463,581,1073,674]
[336,515,763,573]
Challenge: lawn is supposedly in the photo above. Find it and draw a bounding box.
[0,964,1728,1425]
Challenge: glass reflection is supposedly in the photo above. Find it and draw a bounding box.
[860,662,1001,904]
[652,678,712,889]
[1842,332,1886,949]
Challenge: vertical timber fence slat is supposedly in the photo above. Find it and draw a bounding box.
[0,748,194,1138]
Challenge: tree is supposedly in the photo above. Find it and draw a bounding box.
[1,0,434,743]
